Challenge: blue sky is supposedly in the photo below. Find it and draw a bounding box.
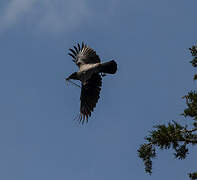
[0,0,197,179]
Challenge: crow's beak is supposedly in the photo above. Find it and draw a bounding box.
[65,75,71,82]
[65,72,78,81]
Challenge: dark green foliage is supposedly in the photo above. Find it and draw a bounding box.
[147,122,185,149]
[189,46,197,65]
[190,46,197,81]
[189,172,197,180]
[190,57,197,68]
[193,74,197,81]
[138,144,156,174]
[138,46,197,179]
[182,91,197,120]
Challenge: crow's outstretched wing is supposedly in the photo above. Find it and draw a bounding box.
[68,42,100,68]
[79,73,102,123]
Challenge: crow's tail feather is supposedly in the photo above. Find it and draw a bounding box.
[99,60,117,74]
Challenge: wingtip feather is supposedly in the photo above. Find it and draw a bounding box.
[69,48,77,56]
[73,46,79,53]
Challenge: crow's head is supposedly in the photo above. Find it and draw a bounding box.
[66,72,78,80]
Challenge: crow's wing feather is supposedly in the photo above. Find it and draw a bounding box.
[79,73,102,123]
[68,43,100,68]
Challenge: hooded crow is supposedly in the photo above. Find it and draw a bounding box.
[66,42,117,124]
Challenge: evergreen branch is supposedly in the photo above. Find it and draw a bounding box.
[138,46,197,179]
[184,128,197,133]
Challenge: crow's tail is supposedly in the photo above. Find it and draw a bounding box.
[99,60,117,74]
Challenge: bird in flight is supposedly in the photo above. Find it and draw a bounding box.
[66,42,117,124]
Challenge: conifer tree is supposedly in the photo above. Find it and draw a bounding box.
[138,46,197,180]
